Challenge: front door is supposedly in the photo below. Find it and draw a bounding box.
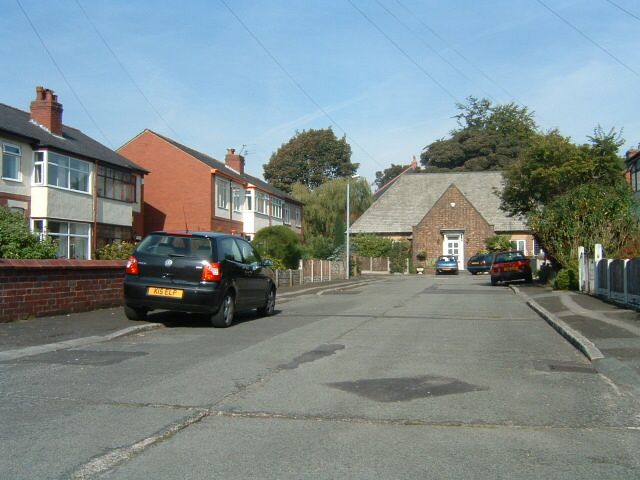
[443,233,464,269]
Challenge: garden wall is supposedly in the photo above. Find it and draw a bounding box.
[0,259,126,323]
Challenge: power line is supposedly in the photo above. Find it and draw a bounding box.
[15,0,114,146]
[73,0,183,142]
[394,0,522,104]
[605,0,640,22]
[374,0,496,102]
[536,0,640,80]
[347,0,459,103]
[218,0,385,170]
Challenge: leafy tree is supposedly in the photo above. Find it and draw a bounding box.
[375,164,409,190]
[352,234,392,257]
[0,206,58,259]
[302,235,335,259]
[420,96,537,172]
[528,182,638,269]
[292,177,373,241]
[485,234,513,252]
[263,128,358,192]
[252,225,302,270]
[500,127,626,217]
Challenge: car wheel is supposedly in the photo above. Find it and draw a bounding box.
[257,287,276,317]
[210,292,235,328]
[490,277,498,286]
[124,305,147,321]
[525,273,533,283]
[470,271,477,275]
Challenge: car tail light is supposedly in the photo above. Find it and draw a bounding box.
[125,256,139,275]
[201,262,222,282]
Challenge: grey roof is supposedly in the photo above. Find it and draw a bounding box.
[351,171,528,233]
[0,103,147,173]
[151,131,302,204]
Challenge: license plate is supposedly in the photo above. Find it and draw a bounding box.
[147,287,184,298]
[504,266,519,272]
[470,262,479,265]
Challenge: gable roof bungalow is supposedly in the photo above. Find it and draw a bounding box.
[0,86,147,259]
[350,171,535,269]
[118,130,303,240]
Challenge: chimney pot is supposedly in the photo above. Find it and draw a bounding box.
[30,86,63,136]
[224,148,245,175]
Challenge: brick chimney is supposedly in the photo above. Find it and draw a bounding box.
[30,86,63,136]
[224,148,245,175]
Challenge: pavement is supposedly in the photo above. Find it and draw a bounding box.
[0,277,377,361]
[2,277,640,396]
[512,283,640,395]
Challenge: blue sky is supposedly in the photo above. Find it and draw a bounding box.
[2,0,639,186]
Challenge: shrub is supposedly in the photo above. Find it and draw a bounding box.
[389,240,411,273]
[302,235,335,260]
[485,234,513,252]
[553,268,578,290]
[252,225,302,270]
[352,234,392,257]
[96,241,136,260]
[0,206,58,259]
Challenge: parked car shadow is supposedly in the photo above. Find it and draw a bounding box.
[143,309,281,328]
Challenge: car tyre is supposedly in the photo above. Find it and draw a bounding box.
[490,277,498,286]
[124,305,147,321]
[525,273,533,283]
[257,287,276,317]
[210,292,235,328]
[470,271,477,275]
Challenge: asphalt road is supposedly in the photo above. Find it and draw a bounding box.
[1,275,639,479]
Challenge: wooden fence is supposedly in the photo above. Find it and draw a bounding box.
[273,259,346,288]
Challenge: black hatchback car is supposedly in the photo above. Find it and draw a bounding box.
[124,231,276,327]
[467,253,494,275]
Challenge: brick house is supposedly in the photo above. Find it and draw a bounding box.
[625,147,640,200]
[350,172,535,269]
[118,130,303,239]
[0,86,147,259]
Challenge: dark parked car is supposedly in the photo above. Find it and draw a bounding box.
[490,250,532,286]
[435,255,459,275]
[124,231,276,327]
[467,253,494,275]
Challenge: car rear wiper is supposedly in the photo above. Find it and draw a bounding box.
[168,253,185,257]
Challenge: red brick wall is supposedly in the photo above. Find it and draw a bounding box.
[412,184,495,263]
[118,131,213,235]
[0,259,126,323]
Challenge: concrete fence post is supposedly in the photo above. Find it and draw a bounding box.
[578,246,585,293]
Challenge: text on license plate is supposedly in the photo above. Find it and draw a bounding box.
[147,287,184,298]
[504,266,519,272]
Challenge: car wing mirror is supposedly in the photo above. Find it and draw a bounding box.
[261,259,273,267]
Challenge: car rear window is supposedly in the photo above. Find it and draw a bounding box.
[136,234,215,259]
[494,252,525,263]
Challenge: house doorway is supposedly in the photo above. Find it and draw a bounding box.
[442,232,464,269]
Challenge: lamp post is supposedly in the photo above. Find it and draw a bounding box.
[346,181,350,280]
[345,176,360,280]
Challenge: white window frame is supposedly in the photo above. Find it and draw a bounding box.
[33,151,45,185]
[283,204,291,225]
[272,197,283,219]
[33,218,92,259]
[256,191,269,215]
[47,151,91,193]
[294,206,301,227]
[2,142,22,181]
[216,178,230,210]
[245,190,253,211]
[512,239,526,254]
[232,187,243,212]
